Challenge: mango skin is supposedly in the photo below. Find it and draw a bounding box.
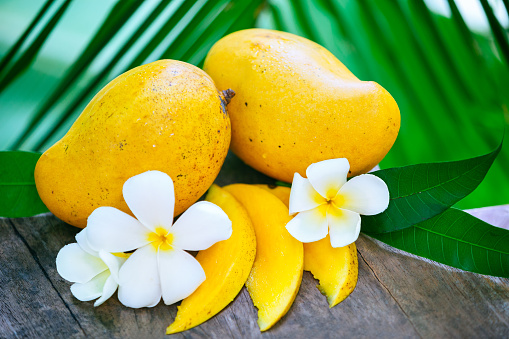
[257,185,358,308]
[35,60,230,228]
[167,185,256,334]
[204,29,400,182]
[224,184,303,332]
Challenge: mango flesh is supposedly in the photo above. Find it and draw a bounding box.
[204,29,400,182]
[223,184,303,331]
[304,236,358,308]
[257,185,358,307]
[35,60,231,228]
[167,185,256,334]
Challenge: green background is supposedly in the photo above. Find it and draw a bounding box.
[0,0,507,209]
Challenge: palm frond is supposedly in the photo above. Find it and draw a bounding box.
[0,0,71,93]
[0,0,263,151]
[258,0,509,209]
[0,0,507,209]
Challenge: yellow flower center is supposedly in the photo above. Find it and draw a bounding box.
[148,227,174,251]
[332,194,345,207]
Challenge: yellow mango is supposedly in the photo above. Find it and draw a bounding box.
[35,60,232,227]
[254,184,290,207]
[223,184,303,331]
[204,29,400,182]
[303,236,358,307]
[167,185,256,334]
[257,184,358,307]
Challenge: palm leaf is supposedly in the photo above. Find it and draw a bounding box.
[0,0,507,210]
[0,0,71,93]
[258,0,509,209]
[0,0,52,75]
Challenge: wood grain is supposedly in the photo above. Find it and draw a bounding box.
[1,152,508,338]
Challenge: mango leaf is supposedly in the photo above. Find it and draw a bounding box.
[0,151,48,217]
[366,208,509,278]
[362,142,501,234]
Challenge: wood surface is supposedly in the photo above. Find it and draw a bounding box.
[1,152,508,338]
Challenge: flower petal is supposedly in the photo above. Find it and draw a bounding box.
[336,174,390,215]
[285,205,329,243]
[118,245,161,308]
[98,250,126,283]
[75,228,97,256]
[122,170,175,231]
[306,158,350,199]
[289,173,326,214]
[328,207,361,248]
[70,270,109,301]
[86,206,150,253]
[94,275,118,307]
[56,243,107,283]
[158,249,206,305]
[170,201,232,251]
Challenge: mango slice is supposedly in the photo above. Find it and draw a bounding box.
[254,184,290,207]
[166,185,256,334]
[303,236,358,307]
[257,184,358,307]
[224,184,303,331]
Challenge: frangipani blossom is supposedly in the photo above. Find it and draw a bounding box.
[286,158,389,248]
[85,171,232,308]
[56,228,126,306]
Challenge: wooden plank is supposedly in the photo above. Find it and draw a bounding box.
[1,153,508,338]
[0,218,84,338]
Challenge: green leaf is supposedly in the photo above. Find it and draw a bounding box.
[366,208,509,278]
[0,151,48,217]
[362,142,501,234]
[0,0,72,93]
[261,0,508,209]
[0,0,53,75]
[10,0,143,150]
[479,0,509,66]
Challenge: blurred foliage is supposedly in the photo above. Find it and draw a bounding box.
[0,0,507,208]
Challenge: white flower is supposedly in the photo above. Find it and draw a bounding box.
[56,228,126,306]
[286,158,389,247]
[85,171,232,308]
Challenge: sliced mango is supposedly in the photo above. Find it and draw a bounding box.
[224,184,303,331]
[303,236,358,307]
[257,184,358,307]
[254,184,291,207]
[167,185,256,334]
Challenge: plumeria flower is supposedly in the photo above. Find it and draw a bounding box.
[286,158,389,248]
[85,171,232,308]
[56,228,126,306]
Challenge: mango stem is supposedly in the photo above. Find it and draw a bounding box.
[222,89,235,105]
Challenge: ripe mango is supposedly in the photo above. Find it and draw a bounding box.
[35,60,232,228]
[257,184,358,308]
[223,184,303,331]
[204,29,400,182]
[167,185,256,334]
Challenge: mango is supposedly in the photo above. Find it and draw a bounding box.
[35,60,232,227]
[224,184,303,331]
[167,185,256,334]
[204,29,400,182]
[257,184,358,307]
[303,236,358,308]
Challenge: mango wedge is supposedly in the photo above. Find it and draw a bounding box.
[303,236,358,307]
[257,184,358,307]
[224,184,303,331]
[254,184,290,207]
[167,185,256,334]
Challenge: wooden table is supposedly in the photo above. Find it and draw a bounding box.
[1,153,508,338]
